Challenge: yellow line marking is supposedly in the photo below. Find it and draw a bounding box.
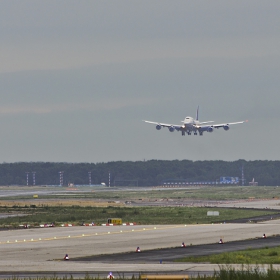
[0,224,216,246]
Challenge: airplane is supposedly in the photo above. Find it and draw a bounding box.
[143,106,247,136]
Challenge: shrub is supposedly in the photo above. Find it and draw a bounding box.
[268,251,278,256]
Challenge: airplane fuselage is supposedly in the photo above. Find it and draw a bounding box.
[144,107,246,136]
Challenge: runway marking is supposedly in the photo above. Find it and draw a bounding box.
[0,224,218,246]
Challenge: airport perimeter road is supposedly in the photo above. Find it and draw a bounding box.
[218,199,280,210]
[0,221,280,275]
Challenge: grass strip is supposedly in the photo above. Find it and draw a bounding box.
[0,205,277,228]
[176,246,280,264]
[1,186,280,201]
[3,266,280,280]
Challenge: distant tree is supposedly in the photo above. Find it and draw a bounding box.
[0,160,279,186]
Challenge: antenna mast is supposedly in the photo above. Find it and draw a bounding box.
[241,165,245,186]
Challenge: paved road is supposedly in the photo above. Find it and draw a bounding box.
[75,235,280,263]
[0,221,280,277]
[1,186,280,278]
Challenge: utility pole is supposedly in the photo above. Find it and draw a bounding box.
[32,172,36,186]
[241,165,245,186]
[88,171,92,186]
[25,172,29,186]
[59,171,64,186]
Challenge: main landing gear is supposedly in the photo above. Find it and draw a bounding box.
[181,131,203,136]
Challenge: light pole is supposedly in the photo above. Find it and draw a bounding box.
[25,172,29,186]
[88,171,92,186]
[32,172,36,186]
[59,171,64,186]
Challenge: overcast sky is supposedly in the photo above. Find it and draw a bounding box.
[0,1,279,163]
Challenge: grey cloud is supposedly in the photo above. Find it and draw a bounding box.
[1,1,280,41]
[0,1,279,162]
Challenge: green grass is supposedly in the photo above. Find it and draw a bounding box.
[213,265,280,280]
[0,205,277,227]
[176,246,280,264]
[0,185,279,227]
[1,186,280,201]
[80,185,280,201]
[3,267,280,280]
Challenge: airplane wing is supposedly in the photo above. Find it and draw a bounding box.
[144,120,172,127]
[197,120,247,132]
[198,121,215,125]
[211,120,247,128]
[143,120,182,131]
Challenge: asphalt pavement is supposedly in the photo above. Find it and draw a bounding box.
[0,221,280,278]
[74,235,280,263]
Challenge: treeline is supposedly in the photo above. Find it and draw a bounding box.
[0,160,279,186]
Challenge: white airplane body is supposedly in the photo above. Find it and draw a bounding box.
[144,107,247,136]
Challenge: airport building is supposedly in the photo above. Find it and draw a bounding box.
[161,176,240,186]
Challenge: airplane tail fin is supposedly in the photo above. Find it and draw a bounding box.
[196,106,199,121]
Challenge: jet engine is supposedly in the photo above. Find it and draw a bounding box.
[223,125,230,131]
[207,127,213,133]
[156,125,161,130]
[169,126,175,132]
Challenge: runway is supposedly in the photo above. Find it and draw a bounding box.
[75,235,280,263]
[1,221,280,277]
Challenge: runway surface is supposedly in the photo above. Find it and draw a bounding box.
[1,186,280,278]
[74,235,280,263]
[0,221,280,277]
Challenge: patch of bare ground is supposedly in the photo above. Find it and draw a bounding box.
[0,199,125,207]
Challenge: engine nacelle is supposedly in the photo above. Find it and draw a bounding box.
[223,125,230,131]
[207,127,213,133]
[156,125,161,130]
[169,126,175,132]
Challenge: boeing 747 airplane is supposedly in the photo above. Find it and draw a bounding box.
[144,107,247,136]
